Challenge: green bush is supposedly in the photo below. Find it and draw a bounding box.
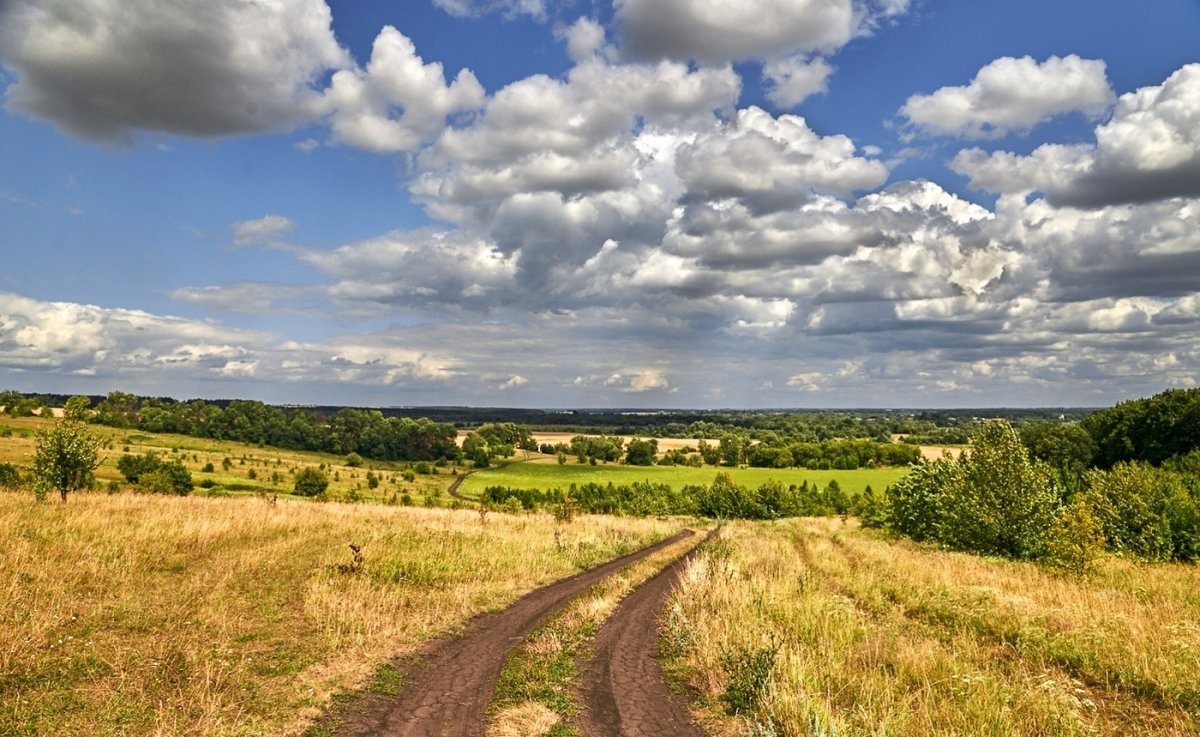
[1085,462,1200,561]
[293,467,330,497]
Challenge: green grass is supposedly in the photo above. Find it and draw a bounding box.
[459,461,907,498]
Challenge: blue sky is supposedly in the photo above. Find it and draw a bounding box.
[0,0,1198,408]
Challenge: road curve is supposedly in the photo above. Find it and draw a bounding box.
[326,529,695,737]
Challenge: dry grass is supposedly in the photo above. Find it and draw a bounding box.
[664,519,1200,736]
[0,491,683,736]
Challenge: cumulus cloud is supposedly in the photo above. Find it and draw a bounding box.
[900,55,1114,139]
[319,26,485,153]
[297,228,518,312]
[762,56,834,108]
[952,63,1200,207]
[0,0,349,142]
[675,106,888,208]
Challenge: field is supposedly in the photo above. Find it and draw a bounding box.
[0,491,682,736]
[0,415,460,503]
[5,415,1199,736]
[459,459,908,498]
[665,518,1200,736]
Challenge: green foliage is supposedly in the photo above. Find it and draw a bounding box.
[1085,462,1200,561]
[939,422,1060,559]
[293,467,330,497]
[140,460,194,496]
[887,458,961,542]
[62,395,93,422]
[344,452,364,468]
[0,462,23,489]
[719,643,779,716]
[624,438,658,466]
[887,422,1059,560]
[117,452,163,483]
[1042,497,1106,572]
[32,421,102,502]
[1083,387,1200,468]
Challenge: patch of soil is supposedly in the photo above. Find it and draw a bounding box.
[319,529,695,737]
[574,539,710,736]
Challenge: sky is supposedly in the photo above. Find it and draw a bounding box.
[0,0,1198,409]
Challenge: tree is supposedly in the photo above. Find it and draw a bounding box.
[63,395,94,422]
[32,421,101,502]
[625,438,658,466]
[294,467,330,497]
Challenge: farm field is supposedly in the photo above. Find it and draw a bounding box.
[0,491,683,737]
[458,460,908,498]
[666,518,1200,736]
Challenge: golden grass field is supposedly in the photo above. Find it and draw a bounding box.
[6,415,1200,737]
[665,518,1200,736]
[0,491,683,736]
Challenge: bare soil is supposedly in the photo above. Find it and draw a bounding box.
[321,529,695,737]
[573,538,710,737]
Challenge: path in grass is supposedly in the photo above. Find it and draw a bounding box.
[321,530,696,737]
[573,535,711,737]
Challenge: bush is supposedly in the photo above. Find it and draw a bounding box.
[344,452,364,468]
[1085,462,1200,561]
[140,460,193,495]
[294,467,330,497]
[1042,497,1106,572]
[0,463,22,489]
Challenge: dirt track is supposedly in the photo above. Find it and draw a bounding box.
[326,529,695,737]
[574,541,708,736]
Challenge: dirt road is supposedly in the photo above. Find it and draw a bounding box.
[574,541,708,736]
[326,529,696,737]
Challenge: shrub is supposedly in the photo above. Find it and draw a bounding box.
[0,463,22,489]
[293,467,330,497]
[344,452,364,468]
[140,460,193,496]
[1085,462,1200,561]
[1042,497,1106,572]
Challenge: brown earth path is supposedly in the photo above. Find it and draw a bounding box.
[574,536,710,737]
[325,529,696,737]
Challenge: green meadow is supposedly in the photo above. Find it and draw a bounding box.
[458,459,908,498]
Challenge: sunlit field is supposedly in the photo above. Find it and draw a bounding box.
[0,491,682,736]
[0,415,460,503]
[459,460,908,498]
[665,519,1200,736]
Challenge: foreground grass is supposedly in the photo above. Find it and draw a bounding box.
[665,519,1200,736]
[459,461,907,499]
[0,492,683,736]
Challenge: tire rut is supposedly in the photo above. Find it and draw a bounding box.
[574,534,711,737]
[324,529,695,737]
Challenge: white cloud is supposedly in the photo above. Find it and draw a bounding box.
[232,215,296,246]
[0,0,349,142]
[762,56,834,108]
[675,106,888,205]
[952,63,1200,206]
[433,0,546,20]
[900,55,1113,139]
[500,375,528,389]
[320,26,485,153]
